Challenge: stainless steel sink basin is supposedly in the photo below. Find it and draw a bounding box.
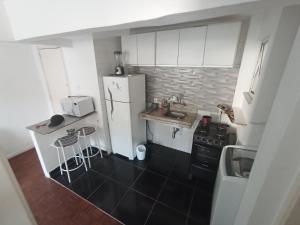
[165,111,187,119]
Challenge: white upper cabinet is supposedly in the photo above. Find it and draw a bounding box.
[156,30,179,66]
[122,21,242,67]
[137,32,156,66]
[121,35,138,65]
[203,22,241,67]
[178,26,207,66]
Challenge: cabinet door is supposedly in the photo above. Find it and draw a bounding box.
[178,26,206,66]
[137,32,155,66]
[121,35,138,65]
[156,30,179,66]
[204,22,241,67]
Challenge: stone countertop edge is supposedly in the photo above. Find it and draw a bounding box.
[139,108,198,129]
[26,112,96,135]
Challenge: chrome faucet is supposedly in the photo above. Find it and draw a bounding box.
[168,94,185,106]
[166,94,185,114]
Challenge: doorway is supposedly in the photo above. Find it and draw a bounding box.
[39,47,70,114]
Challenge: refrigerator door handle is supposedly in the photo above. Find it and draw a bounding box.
[108,88,114,116]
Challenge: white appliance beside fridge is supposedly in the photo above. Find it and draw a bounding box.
[103,74,146,160]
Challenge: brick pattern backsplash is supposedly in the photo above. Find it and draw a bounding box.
[126,66,239,113]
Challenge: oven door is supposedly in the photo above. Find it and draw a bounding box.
[192,144,220,159]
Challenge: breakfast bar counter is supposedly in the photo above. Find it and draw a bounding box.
[26,113,94,135]
[26,113,98,177]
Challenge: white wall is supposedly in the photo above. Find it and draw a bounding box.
[247,6,300,123]
[148,120,199,153]
[93,37,122,152]
[0,43,51,158]
[3,0,257,40]
[62,36,110,151]
[283,192,300,225]
[231,9,278,147]
[0,3,13,41]
[234,16,300,225]
[0,151,37,225]
[94,37,121,77]
[232,6,300,147]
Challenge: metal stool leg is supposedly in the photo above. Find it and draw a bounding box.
[81,131,91,168]
[84,129,94,157]
[72,145,79,165]
[56,147,63,175]
[87,136,94,155]
[61,147,71,183]
[78,143,88,171]
[94,132,103,158]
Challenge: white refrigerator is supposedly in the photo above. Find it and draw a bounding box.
[103,74,146,160]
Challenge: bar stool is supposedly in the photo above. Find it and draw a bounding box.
[76,126,103,168]
[52,135,88,183]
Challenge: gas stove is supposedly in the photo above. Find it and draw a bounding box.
[189,121,230,181]
[193,122,229,149]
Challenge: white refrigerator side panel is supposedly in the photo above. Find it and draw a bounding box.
[128,74,146,104]
[129,74,146,153]
[106,100,134,159]
[103,76,130,102]
[130,99,146,154]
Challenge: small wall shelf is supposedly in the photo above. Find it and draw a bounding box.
[232,107,247,126]
[219,106,247,126]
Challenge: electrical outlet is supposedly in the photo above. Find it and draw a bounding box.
[153,97,159,103]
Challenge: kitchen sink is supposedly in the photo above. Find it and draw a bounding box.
[165,111,187,119]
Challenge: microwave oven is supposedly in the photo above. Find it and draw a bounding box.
[60,96,94,117]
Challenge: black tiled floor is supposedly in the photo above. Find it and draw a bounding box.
[52,160,86,186]
[109,161,143,186]
[113,152,149,169]
[112,190,155,225]
[146,203,187,225]
[187,217,208,225]
[50,144,213,225]
[146,153,175,176]
[170,151,197,187]
[158,179,194,214]
[70,170,105,198]
[197,179,215,194]
[146,144,178,176]
[133,170,166,199]
[189,188,212,224]
[88,179,127,213]
[91,154,120,176]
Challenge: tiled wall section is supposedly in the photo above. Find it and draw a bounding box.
[126,66,239,113]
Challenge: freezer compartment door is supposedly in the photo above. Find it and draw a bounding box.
[106,100,134,159]
[103,76,130,103]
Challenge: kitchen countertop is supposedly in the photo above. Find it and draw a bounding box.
[26,112,95,135]
[140,104,198,128]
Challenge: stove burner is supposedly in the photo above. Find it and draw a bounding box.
[213,139,220,145]
[216,134,226,141]
[199,130,208,135]
[194,122,229,147]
